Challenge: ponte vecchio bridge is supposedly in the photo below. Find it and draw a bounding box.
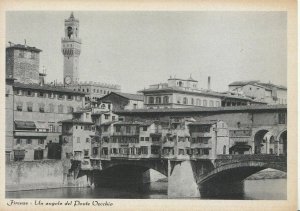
[68,105,287,197]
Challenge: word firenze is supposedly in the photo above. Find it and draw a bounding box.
[7,200,113,207]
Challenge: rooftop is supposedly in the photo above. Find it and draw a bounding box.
[13,82,86,95]
[59,119,94,125]
[115,104,287,115]
[140,86,260,102]
[100,92,144,101]
[91,111,110,116]
[6,43,42,53]
[189,120,219,126]
[229,80,287,90]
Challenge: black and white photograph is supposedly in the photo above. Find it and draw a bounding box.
[2,2,296,208]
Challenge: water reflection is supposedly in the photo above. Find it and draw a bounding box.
[6,179,286,200]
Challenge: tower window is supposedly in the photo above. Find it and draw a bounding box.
[19,51,24,58]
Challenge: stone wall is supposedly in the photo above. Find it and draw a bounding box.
[6,160,65,191]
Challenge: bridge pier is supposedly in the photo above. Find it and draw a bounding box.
[168,160,200,198]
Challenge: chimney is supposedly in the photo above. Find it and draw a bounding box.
[208,76,211,90]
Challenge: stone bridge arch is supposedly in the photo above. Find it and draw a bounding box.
[91,159,168,187]
[197,155,286,185]
[100,159,168,176]
[251,126,287,155]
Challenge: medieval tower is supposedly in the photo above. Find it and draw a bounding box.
[61,12,81,85]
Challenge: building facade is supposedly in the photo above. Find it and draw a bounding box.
[228,81,287,105]
[6,43,42,84]
[98,92,144,110]
[61,111,95,170]
[140,77,262,109]
[7,82,85,162]
[61,12,81,85]
[65,81,121,103]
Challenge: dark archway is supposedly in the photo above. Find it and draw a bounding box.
[92,159,168,187]
[278,130,287,155]
[254,130,269,154]
[198,159,287,198]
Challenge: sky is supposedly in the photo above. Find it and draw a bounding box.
[6,11,287,93]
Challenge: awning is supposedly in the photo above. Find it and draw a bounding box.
[14,121,36,130]
[230,144,252,151]
[150,133,162,137]
[14,149,25,156]
[35,122,49,130]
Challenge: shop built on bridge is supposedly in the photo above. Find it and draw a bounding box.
[62,104,287,197]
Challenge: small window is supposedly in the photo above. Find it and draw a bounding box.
[116,126,121,132]
[86,138,90,143]
[19,50,24,58]
[16,138,21,145]
[126,126,131,133]
[103,126,108,132]
[67,95,73,100]
[67,106,74,113]
[145,137,149,141]
[26,139,32,144]
[84,150,89,157]
[27,103,33,112]
[39,106,45,113]
[27,90,32,96]
[140,137,144,141]
[38,92,44,97]
[49,125,54,132]
[143,126,147,131]
[93,147,98,155]
[278,113,286,124]
[112,116,115,120]
[58,94,64,99]
[58,105,64,113]
[183,97,188,105]
[48,93,54,99]
[49,104,54,112]
[17,104,23,111]
[38,139,44,145]
[104,114,109,120]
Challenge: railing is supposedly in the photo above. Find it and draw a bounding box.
[215,154,287,168]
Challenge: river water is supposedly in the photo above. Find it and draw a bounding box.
[6,179,286,200]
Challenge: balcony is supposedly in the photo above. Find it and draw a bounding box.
[162,153,176,159]
[190,154,211,160]
[110,154,128,159]
[81,159,91,170]
[113,131,139,136]
[176,154,190,161]
[191,132,212,137]
[162,141,175,147]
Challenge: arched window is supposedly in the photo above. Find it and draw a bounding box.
[223,145,226,154]
[156,97,161,104]
[209,100,214,107]
[183,97,188,105]
[178,81,183,87]
[203,100,207,107]
[191,98,194,105]
[177,96,181,104]
[149,97,154,104]
[196,99,201,106]
[163,96,169,104]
